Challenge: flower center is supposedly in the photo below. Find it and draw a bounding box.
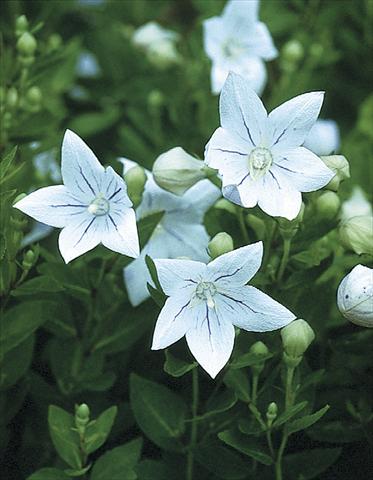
[88,194,110,216]
[195,281,217,309]
[222,40,244,59]
[248,147,273,180]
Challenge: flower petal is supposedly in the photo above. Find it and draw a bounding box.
[186,304,235,378]
[61,129,105,201]
[217,286,295,332]
[223,0,259,31]
[154,258,206,296]
[303,119,340,156]
[207,242,263,287]
[258,170,302,220]
[247,22,278,60]
[273,147,334,192]
[182,179,221,223]
[269,92,324,150]
[102,166,132,208]
[203,17,226,61]
[13,185,87,228]
[220,72,268,147]
[151,292,192,350]
[58,213,102,263]
[210,62,229,95]
[101,208,139,258]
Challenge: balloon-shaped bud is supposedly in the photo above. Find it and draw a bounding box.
[249,341,270,374]
[16,15,28,37]
[339,215,373,256]
[304,119,340,157]
[340,187,372,221]
[315,191,340,220]
[22,250,36,270]
[124,165,147,208]
[17,31,37,57]
[321,155,350,191]
[281,319,315,367]
[266,402,278,425]
[208,232,234,259]
[282,40,304,63]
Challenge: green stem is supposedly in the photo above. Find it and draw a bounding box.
[251,372,259,406]
[277,238,291,282]
[263,221,277,269]
[266,428,275,459]
[186,368,199,480]
[237,207,249,243]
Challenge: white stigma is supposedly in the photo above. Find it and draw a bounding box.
[195,281,217,309]
[88,194,110,216]
[248,147,273,180]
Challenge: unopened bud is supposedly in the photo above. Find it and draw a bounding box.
[6,87,18,109]
[337,265,373,328]
[281,319,315,365]
[249,341,269,374]
[124,165,147,208]
[22,250,35,270]
[16,15,29,36]
[304,120,340,156]
[148,90,164,109]
[278,203,305,240]
[282,40,304,63]
[17,32,37,57]
[340,187,372,221]
[153,147,205,195]
[339,215,373,256]
[75,403,90,433]
[315,191,340,220]
[25,86,42,111]
[321,155,350,192]
[208,232,233,259]
[266,402,278,425]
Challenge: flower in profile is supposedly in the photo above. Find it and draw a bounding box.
[120,158,220,307]
[203,0,277,94]
[152,242,295,378]
[205,72,334,220]
[303,119,340,156]
[14,130,139,263]
[337,265,373,328]
[132,21,180,68]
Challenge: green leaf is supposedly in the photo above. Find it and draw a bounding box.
[195,445,248,479]
[135,460,175,480]
[0,335,35,390]
[147,282,166,308]
[199,390,237,420]
[85,406,118,454]
[230,351,273,369]
[11,275,65,296]
[90,437,142,480]
[64,465,91,477]
[0,301,59,354]
[307,420,364,443]
[238,418,263,436]
[0,146,18,184]
[164,350,197,377]
[273,401,308,428]
[287,405,330,435]
[223,369,250,403]
[130,373,187,451]
[145,255,163,293]
[283,448,341,479]
[218,429,273,465]
[27,468,70,480]
[138,211,164,248]
[0,232,6,261]
[48,405,81,469]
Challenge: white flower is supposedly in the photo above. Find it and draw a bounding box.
[152,242,295,378]
[205,72,335,220]
[203,0,277,95]
[337,265,373,328]
[14,130,139,263]
[303,119,340,156]
[132,22,180,67]
[340,186,372,221]
[120,158,220,307]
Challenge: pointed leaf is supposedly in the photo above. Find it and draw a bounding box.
[273,401,308,428]
[287,405,330,435]
[164,350,197,378]
[84,406,118,454]
[48,405,81,469]
[218,429,273,465]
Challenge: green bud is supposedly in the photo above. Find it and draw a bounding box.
[208,232,234,259]
[266,402,278,425]
[16,15,29,36]
[315,191,340,220]
[281,319,315,363]
[153,147,206,196]
[25,86,42,107]
[124,165,147,208]
[339,215,373,256]
[148,90,164,109]
[278,203,305,240]
[76,403,90,420]
[6,87,18,109]
[321,155,350,191]
[17,32,37,57]
[249,341,269,374]
[282,40,304,63]
[22,250,35,270]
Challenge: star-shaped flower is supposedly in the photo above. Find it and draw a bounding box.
[152,242,295,378]
[205,72,335,220]
[120,158,220,307]
[14,130,139,263]
[203,0,277,94]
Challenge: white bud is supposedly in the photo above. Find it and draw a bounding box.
[304,119,340,156]
[337,265,373,328]
[340,187,372,221]
[339,215,373,256]
[321,155,350,191]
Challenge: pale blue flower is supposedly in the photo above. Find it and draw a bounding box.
[203,0,277,94]
[152,242,295,378]
[120,158,220,307]
[14,130,139,263]
[205,72,334,220]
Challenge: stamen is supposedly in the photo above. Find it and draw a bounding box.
[248,147,273,180]
[88,193,110,216]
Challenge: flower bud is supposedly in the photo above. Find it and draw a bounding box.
[153,147,205,195]
[17,32,37,57]
[277,203,305,240]
[281,319,315,365]
[340,187,372,221]
[124,165,147,208]
[339,215,373,256]
[208,232,234,259]
[337,265,373,328]
[282,40,304,63]
[321,155,350,192]
[266,402,278,426]
[315,191,340,220]
[148,90,165,109]
[25,86,42,112]
[249,341,269,374]
[16,15,29,37]
[22,250,35,270]
[75,403,90,433]
[304,120,340,156]
[6,87,18,109]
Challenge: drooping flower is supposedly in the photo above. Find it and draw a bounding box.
[303,119,340,156]
[205,72,335,220]
[120,158,220,307]
[152,242,295,378]
[14,130,139,263]
[203,0,277,95]
[337,265,373,328]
